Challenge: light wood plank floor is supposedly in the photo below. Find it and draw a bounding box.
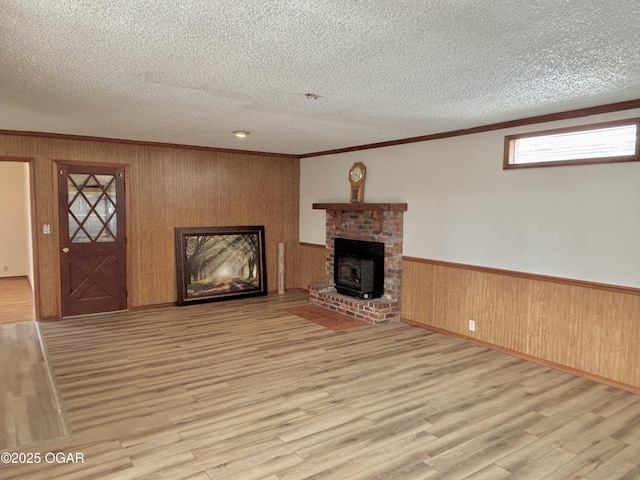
[2,291,640,479]
[0,277,35,324]
[0,321,67,450]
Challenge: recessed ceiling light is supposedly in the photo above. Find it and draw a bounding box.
[233,130,250,138]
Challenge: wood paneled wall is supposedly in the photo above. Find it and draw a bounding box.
[298,242,327,290]
[401,258,640,391]
[0,134,300,319]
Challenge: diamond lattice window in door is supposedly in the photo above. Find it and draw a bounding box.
[67,174,117,243]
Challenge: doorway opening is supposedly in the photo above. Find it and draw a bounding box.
[0,159,36,323]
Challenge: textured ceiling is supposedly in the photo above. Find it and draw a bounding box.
[1,1,639,155]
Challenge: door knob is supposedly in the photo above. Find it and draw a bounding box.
[62,247,70,253]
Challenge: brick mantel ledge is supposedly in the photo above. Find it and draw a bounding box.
[313,203,407,233]
[312,203,408,212]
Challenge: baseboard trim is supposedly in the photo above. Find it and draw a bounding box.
[131,290,310,311]
[402,318,640,396]
[130,302,175,311]
[299,242,326,249]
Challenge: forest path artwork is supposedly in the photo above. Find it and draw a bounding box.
[175,226,267,305]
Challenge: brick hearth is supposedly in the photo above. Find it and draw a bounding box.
[310,203,407,325]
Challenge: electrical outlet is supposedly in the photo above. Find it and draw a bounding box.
[468,320,476,332]
[3,266,8,272]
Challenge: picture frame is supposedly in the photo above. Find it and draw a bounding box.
[175,225,267,305]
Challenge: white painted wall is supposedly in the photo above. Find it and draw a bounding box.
[300,109,640,288]
[0,162,34,286]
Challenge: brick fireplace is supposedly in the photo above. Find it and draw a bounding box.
[310,203,407,324]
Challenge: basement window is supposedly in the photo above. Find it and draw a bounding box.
[504,119,639,169]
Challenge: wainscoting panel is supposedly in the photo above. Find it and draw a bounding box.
[298,242,327,290]
[402,258,640,392]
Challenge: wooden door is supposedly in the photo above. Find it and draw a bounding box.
[58,164,127,317]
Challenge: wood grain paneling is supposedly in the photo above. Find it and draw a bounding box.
[298,243,327,290]
[0,134,300,318]
[401,258,640,391]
